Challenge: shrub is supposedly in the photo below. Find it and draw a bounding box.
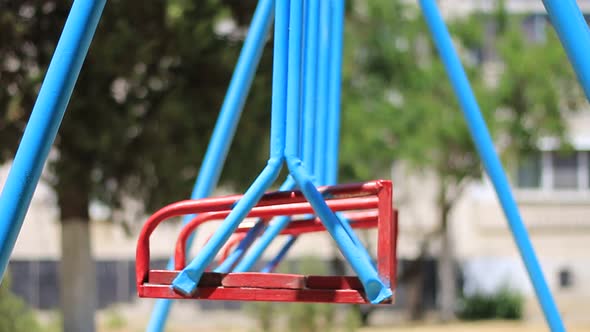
[0,270,42,332]
[458,288,523,320]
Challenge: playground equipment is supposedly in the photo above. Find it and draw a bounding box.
[136,180,396,303]
[1,0,590,331]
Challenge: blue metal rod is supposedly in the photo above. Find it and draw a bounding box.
[302,0,320,173]
[171,0,290,296]
[282,0,389,304]
[147,0,275,329]
[326,0,345,186]
[0,0,106,279]
[542,0,590,101]
[419,0,564,330]
[313,0,331,184]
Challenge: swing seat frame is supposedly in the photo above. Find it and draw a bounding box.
[136,180,397,304]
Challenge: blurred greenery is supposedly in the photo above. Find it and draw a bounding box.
[0,271,42,332]
[458,288,523,321]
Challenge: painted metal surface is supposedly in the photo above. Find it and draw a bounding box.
[542,0,590,101]
[0,0,106,279]
[419,0,564,330]
[326,0,345,186]
[314,0,332,183]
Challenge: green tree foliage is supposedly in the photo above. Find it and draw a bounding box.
[0,271,41,332]
[1,0,272,331]
[341,0,579,321]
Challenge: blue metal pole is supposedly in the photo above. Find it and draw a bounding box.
[283,0,389,305]
[314,0,331,183]
[418,1,565,330]
[302,0,320,173]
[146,0,275,330]
[0,0,106,279]
[171,0,289,296]
[326,0,345,186]
[542,0,590,101]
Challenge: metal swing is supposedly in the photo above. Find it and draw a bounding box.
[136,0,398,305]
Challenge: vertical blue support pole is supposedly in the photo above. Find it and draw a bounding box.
[302,0,320,173]
[418,1,565,330]
[0,0,106,279]
[542,0,590,101]
[171,0,289,296]
[326,0,345,186]
[314,0,331,184]
[147,0,275,330]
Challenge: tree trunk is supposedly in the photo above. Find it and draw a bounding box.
[60,219,96,332]
[437,187,456,322]
[405,257,426,320]
[58,177,96,332]
[438,224,456,321]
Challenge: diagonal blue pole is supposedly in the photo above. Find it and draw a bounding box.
[146,0,274,330]
[0,0,106,280]
[419,1,565,331]
[542,0,590,102]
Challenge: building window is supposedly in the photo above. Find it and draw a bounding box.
[515,150,590,191]
[522,14,547,43]
[516,153,541,188]
[552,152,579,189]
[558,268,573,289]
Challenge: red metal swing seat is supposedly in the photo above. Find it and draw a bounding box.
[136,180,398,304]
